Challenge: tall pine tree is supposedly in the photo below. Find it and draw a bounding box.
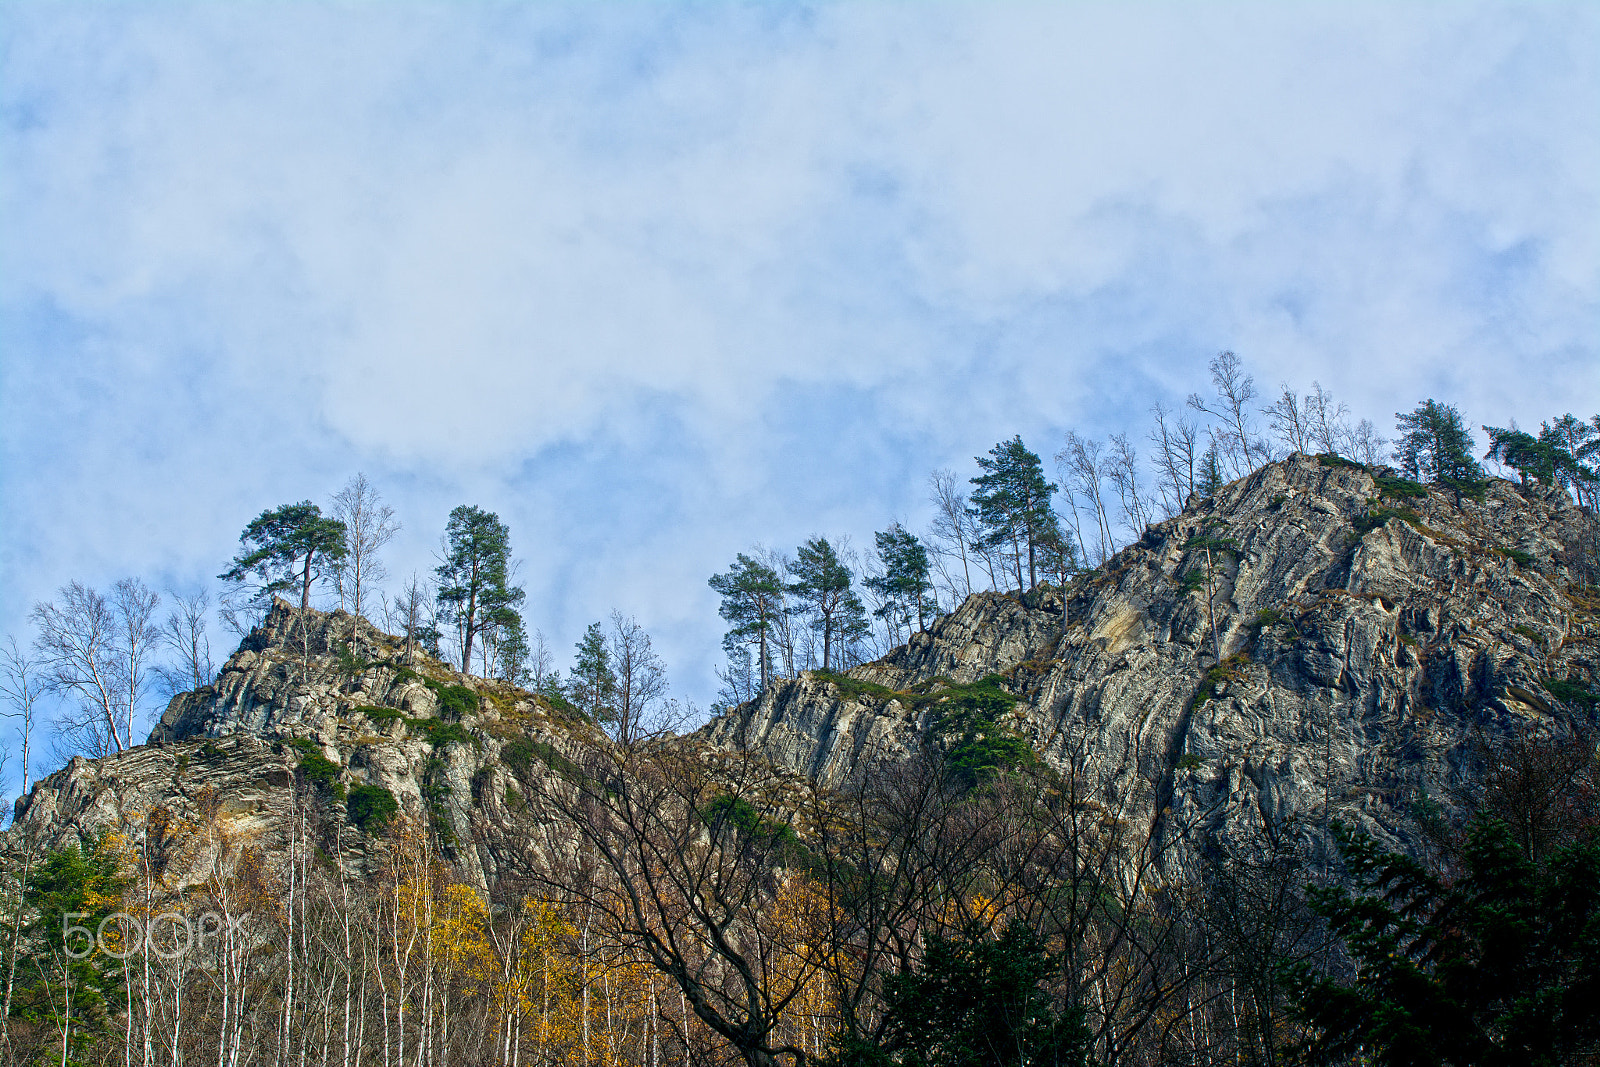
[790,537,869,672]
[970,437,1058,591]
[435,505,524,674]
[709,553,786,690]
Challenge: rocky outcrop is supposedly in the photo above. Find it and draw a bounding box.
[11,457,1596,894]
[702,455,1599,873]
[9,601,596,891]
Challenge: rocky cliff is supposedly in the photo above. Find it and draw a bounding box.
[701,454,1599,873]
[10,456,1597,891]
[8,602,596,890]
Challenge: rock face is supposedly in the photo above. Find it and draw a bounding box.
[702,455,1599,873]
[10,601,594,891]
[10,457,1597,892]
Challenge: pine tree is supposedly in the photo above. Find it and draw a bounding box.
[1197,444,1226,498]
[569,622,617,727]
[434,505,525,674]
[708,554,786,690]
[220,501,348,612]
[1394,400,1483,495]
[789,537,869,672]
[970,437,1058,591]
[866,524,934,634]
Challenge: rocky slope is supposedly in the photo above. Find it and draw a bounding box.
[701,454,1599,873]
[10,456,1597,892]
[8,602,597,890]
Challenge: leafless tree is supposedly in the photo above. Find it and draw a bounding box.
[926,469,977,600]
[1262,383,1310,457]
[1057,432,1116,565]
[528,742,823,1067]
[32,578,161,756]
[385,572,434,665]
[330,473,400,622]
[157,586,214,697]
[0,637,43,807]
[1303,382,1351,457]
[527,628,558,692]
[1188,351,1267,476]
[608,611,670,746]
[1348,418,1386,465]
[1105,433,1150,537]
[1149,402,1201,518]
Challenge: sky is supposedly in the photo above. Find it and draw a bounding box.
[2,2,1597,784]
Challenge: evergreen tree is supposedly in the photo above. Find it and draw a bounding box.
[1196,443,1226,498]
[1394,400,1483,493]
[866,524,935,635]
[219,501,348,612]
[709,553,786,690]
[970,437,1058,591]
[1290,816,1600,1067]
[434,505,524,674]
[570,622,617,727]
[825,921,1093,1067]
[790,537,870,673]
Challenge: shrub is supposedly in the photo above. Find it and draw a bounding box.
[287,738,341,792]
[502,737,579,779]
[1498,546,1536,568]
[429,683,479,720]
[1317,453,1363,469]
[355,705,405,723]
[1542,677,1599,713]
[1251,608,1284,629]
[1353,506,1421,537]
[347,784,399,833]
[413,717,475,749]
[1177,753,1202,771]
[1373,475,1428,499]
[812,670,899,703]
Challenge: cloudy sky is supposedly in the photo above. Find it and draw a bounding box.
[2,3,1596,779]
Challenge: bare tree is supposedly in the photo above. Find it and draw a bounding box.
[608,611,670,746]
[1303,382,1351,457]
[1348,418,1386,465]
[1105,433,1150,538]
[1056,432,1116,565]
[927,470,977,599]
[1188,351,1267,476]
[32,579,161,756]
[1149,402,1201,518]
[330,473,400,622]
[1261,383,1309,457]
[387,572,433,666]
[528,743,824,1067]
[0,637,43,807]
[157,586,214,697]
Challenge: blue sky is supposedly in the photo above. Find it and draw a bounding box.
[2,3,1597,778]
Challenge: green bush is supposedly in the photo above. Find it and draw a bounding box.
[347,784,398,833]
[702,794,799,851]
[813,670,899,703]
[1177,753,1202,771]
[355,705,405,723]
[413,717,475,749]
[1353,506,1421,536]
[1373,475,1428,499]
[1251,608,1284,628]
[1543,677,1599,713]
[1498,546,1536,568]
[287,738,341,791]
[1317,453,1363,469]
[429,683,479,719]
[501,738,579,779]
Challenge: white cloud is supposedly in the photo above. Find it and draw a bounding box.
[2,2,1596,735]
